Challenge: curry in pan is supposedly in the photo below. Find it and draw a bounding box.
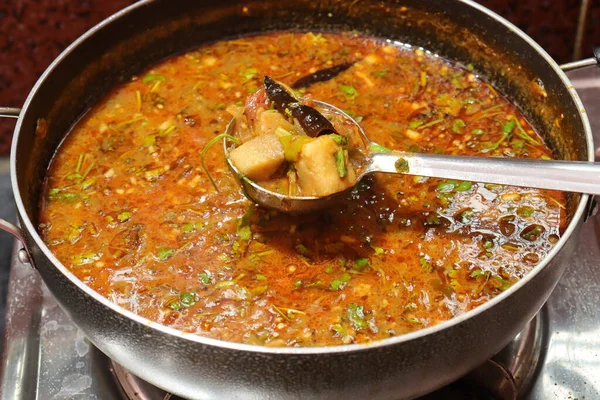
[39,32,565,347]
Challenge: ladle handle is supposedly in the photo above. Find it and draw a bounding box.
[368,152,600,195]
[0,107,21,119]
[560,46,600,71]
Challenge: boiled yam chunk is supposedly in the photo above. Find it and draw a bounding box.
[229,134,285,181]
[296,136,357,196]
[256,110,295,136]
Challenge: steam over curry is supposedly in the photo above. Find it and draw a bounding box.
[39,32,565,347]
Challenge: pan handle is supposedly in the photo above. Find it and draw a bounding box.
[560,47,600,72]
[0,107,21,119]
[0,107,32,264]
[0,219,33,265]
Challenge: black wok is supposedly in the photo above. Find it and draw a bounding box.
[0,1,597,398]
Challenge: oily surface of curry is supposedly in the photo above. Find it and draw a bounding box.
[39,32,565,347]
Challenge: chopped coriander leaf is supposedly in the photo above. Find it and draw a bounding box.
[251,285,268,296]
[452,119,466,133]
[215,280,236,289]
[481,131,510,153]
[198,271,212,284]
[330,273,351,290]
[335,149,347,178]
[371,246,384,255]
[369,143,392,153]
[409,120,424,129]
[455,181,473,192]
[354,257,370,271]
[331,323,346,335]
[470,269,485,278]
[472,128,485,135]
[180,292,196,307]
[339,84,358,100]
[456,208,475,223]
[494,276,512,291]
[156,247,176,261]
[236,207,253,241]
[241,67,258,80]
[237,225,252,241]
[143,74,166,84]
[48,187,63,196]
[329,134,347,145]
[517,206,534,218]
[295,244,308,255]
[117,211,131,222]
[514,117,542,145]
[51,192,80,202]
[373,70,388,77]
[395,158,410,173]
[520,224,545,241]
[436,181,456,193]
[346,303,368,330]
[419,257,432,272]
[502,119,516,134]
[424,212,443,226]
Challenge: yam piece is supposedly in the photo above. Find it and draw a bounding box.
[296,136,357,196]
[229,134,285,181]
[256,110,295,136]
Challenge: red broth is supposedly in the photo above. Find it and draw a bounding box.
[39,32,565,347]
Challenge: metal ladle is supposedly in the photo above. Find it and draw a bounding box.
[224,101,600,213]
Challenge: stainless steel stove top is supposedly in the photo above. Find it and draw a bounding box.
[0,67,599,400]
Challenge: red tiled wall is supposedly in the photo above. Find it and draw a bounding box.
[0,0,135,154]
[0,0,598,155]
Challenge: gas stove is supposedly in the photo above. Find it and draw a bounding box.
[0,68,599,400]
